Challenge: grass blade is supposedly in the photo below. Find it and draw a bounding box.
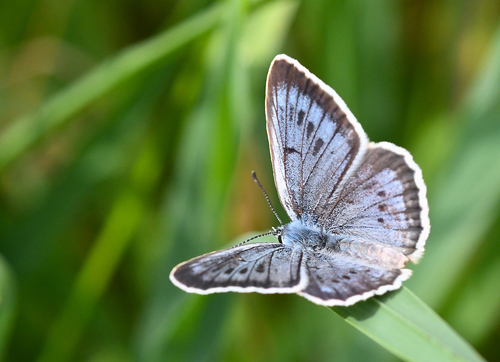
[37,138,159,362]
[333,288,485,362]
[0,3,223,172]
[0,256,16,361]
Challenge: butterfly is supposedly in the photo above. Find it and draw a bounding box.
[170,54,430,306]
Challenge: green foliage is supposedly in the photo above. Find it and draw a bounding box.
[0,256,15,360]
[0,0,499,361]
[334,288,484,362]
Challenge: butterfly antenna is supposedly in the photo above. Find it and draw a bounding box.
[232,230,276,248]
[252,171,283,226]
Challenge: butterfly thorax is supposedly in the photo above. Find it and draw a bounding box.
[281,219,335,251]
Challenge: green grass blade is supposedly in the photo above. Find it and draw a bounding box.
[37,139,160,362]
[133,3,249,359]
[0,3,224,172]
[333,287,485,362]
[446,257,500,345]
[0,256,16,362]
[461,22,500,123]
[34,75,168,362]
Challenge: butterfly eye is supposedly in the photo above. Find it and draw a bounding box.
[278,234,283,244]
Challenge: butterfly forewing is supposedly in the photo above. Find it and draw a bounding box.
[170,243,306,294]
[266,56,368,222]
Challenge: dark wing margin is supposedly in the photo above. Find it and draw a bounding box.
[265,54,368,223]
[323,142,430,263]
[170,243,306,294]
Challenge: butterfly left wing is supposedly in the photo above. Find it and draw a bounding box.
[170,243,306,294]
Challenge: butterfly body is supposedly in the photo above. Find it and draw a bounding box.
[170,54,430,306]
[280,219,330,251]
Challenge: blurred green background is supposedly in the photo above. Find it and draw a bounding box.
[1,0,500,361]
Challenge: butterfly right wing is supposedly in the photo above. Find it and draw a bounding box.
[298,248,412,306]
[266,55,368,223]
[321,142,430,263]
[170,243,306,294]
[266,56,429,264]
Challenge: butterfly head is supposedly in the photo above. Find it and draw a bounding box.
[270,225,284,243]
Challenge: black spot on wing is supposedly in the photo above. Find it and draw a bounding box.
[297,110,305,126]
[312,138,324,156]
[285,147,299,155]
[307,122,314,138]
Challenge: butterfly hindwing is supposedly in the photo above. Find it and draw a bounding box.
[266,55,368,222]
[170,243,306,294]
[298,249,411,306]
[321,142,430,262]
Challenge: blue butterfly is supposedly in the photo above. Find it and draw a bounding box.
[170,55,430,306]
